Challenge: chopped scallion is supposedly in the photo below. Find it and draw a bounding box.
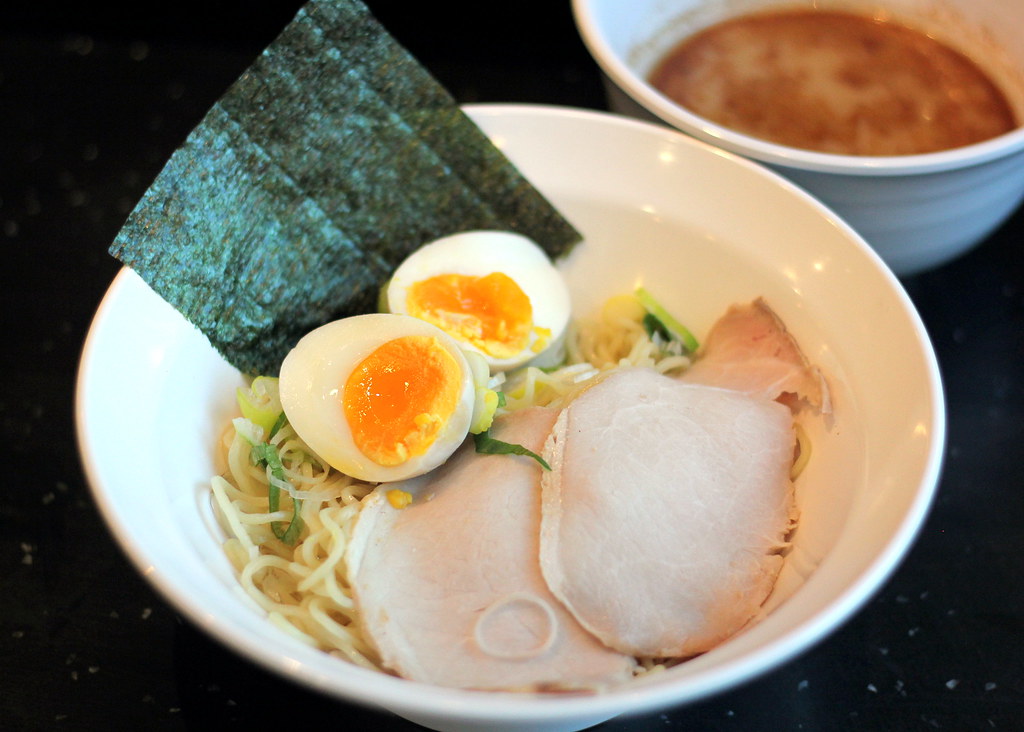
[635,286,699,353]
[236,376,284,435]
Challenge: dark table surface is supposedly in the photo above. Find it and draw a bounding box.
[3,2,1022,730]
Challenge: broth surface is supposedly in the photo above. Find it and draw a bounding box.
[648,9,1017,155]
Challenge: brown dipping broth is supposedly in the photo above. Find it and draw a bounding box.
[647,9,1018,156]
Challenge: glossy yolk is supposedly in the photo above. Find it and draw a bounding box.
[406,272,533,359]
[343,336,462,467]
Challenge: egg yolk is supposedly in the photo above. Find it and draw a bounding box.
[343,336,462,467]
[406,273,533,359]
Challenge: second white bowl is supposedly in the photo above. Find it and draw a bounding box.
[573,0,1024,275]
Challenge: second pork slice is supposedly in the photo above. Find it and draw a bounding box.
[539,368,798,658]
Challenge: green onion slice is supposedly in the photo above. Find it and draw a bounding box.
[635,286,699,353]
[237,376,284,435]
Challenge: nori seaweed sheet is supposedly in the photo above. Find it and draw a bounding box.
[110,0,580,376]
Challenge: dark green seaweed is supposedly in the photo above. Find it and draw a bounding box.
[110,0,580,376]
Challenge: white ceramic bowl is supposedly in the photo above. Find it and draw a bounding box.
[76,105,944,731]
[573,0,1024,276]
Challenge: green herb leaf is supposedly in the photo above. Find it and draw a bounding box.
[251,442,304,545]
[473,431,551,470]
[268,410,288,439]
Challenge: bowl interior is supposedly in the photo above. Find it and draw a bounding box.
[574,0,1024,172]
[76,104,943,730]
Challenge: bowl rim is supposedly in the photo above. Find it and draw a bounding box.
[75,102,946,726]
[572,0,1024,176]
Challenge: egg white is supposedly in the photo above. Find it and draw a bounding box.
[385,230,571,372]
[278,314,476,483]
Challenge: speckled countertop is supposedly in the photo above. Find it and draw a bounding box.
[2,2,1022,730]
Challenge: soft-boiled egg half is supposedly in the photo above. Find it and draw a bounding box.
[384,231,571,372]
[279,314,477,483]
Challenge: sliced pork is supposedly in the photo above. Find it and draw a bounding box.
[346,407,636,691]
[540,368,797,658]
[680,298,830,413]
